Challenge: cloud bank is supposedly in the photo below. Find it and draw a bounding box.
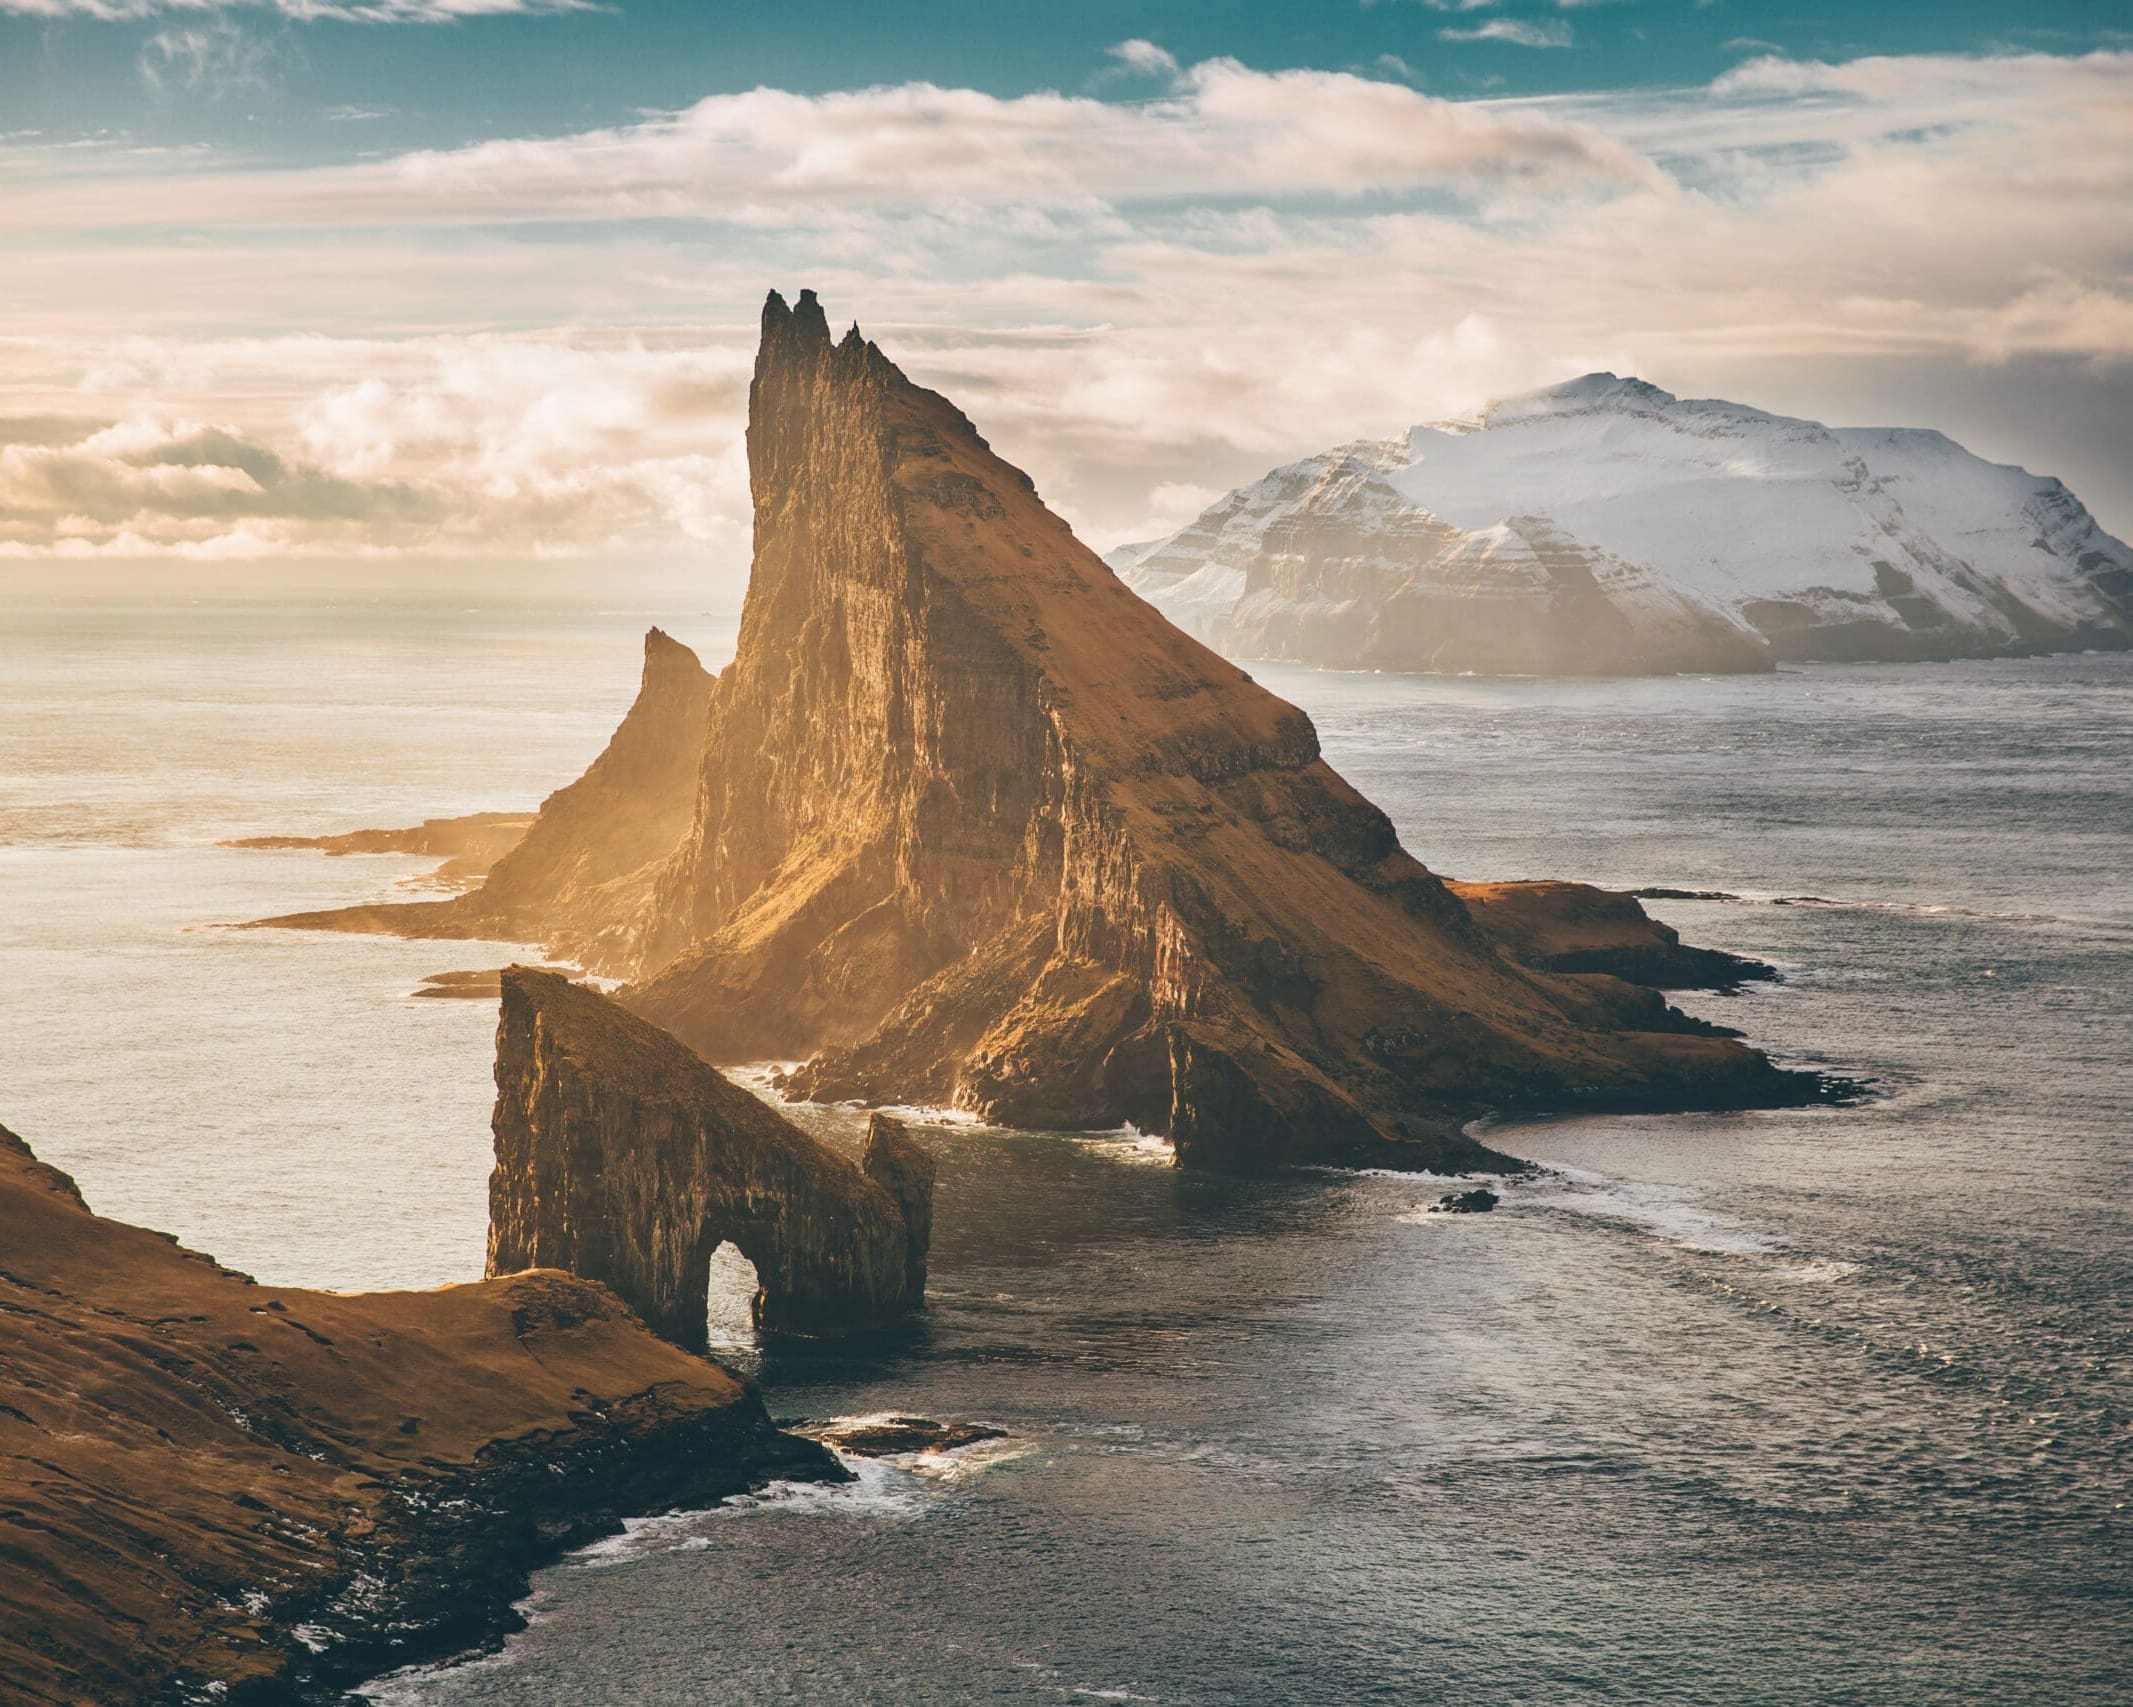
[1,49,2128,568]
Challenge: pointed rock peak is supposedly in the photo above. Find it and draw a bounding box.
[756,286,836,386]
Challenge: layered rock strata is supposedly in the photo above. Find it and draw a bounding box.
[0,1122,835,1707]
[619,290,1816,1170]
[487,967,933,1343]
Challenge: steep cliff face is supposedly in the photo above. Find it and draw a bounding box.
[0,1122,833,1707]
[487,967,932,1342]
[617,289,1818,1172]
[252,628,712,971]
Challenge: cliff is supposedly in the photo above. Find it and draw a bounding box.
[615,289,1819,1171]
[0,1122,835,1707]
[251,627,713,971]
[487,967,933,1343]
[1116,373,2133,673]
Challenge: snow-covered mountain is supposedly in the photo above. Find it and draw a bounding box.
[1110,375,2133,676]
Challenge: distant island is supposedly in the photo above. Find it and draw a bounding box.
[1110,374,2133,677]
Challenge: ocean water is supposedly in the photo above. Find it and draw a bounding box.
[1,600,2127,1704]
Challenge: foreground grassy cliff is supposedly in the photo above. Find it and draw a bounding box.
[0,1123,832,1705]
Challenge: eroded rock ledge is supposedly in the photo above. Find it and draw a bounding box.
[0,1123,836,1707]
[488,967,934,1344]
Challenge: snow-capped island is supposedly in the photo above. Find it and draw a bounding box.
[1110,375,2133,676]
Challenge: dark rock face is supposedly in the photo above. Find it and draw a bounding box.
[617,289,1819,1172]
[486,967,933,1343]
[0,1122,835,1707]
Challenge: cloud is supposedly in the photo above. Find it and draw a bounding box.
[3,50,2131,564]
[2,0,588,18]
[0,57,1658,238]
[1105,38,1178,80]
[139,21,279,97]
[1439,20,1574,48]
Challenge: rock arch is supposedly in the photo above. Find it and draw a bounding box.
[487,968,932,1346]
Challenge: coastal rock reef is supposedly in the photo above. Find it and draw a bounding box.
[254,289,1823,1174]
[489,966,934,1343]
[0,1122,836,1706]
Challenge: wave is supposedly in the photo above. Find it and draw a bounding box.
[1641,886,2133,936]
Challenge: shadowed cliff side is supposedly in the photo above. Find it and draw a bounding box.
[616,288,1821,1171]
[250,628,712,972]
[0,1122,834,1707]
[487,967,933,1344]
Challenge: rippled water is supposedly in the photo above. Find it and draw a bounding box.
[2,602,2127,1704]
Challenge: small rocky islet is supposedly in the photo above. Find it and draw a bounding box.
[8,289,1844,1702]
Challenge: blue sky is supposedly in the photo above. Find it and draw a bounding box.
[1,1,2129,580]
[5,1,2125,153]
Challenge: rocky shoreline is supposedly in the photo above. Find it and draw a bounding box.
[0,1125,842,1706]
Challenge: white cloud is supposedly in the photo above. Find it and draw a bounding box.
[1439,20,1574,48]
[139,21,278,97]
[0,58,1657,238]
[2,50,2130,563]
[1105,38,1178,79]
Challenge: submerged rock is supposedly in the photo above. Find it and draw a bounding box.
[0,1121,835,1706]
[486,967,934,1343]
[1428,1187,1501,1214]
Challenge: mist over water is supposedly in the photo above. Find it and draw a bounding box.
[2,601,2127,1703]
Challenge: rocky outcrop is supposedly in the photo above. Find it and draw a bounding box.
[611,289,1818,1172]
[1451,879,1775,991]
[0,1121,836,1707]
[250,627,713,970]
[486,967,933,1343]
[1116,373,2133,674]
[226,810,533,888]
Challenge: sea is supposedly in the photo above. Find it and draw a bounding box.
[1,595,2127,1705]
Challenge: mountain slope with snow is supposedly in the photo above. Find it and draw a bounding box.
[1112,375,2133,676]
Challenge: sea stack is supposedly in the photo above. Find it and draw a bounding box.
[616,289,1814,1170]
[246,289,1824,1172]
[487,967,934,1342]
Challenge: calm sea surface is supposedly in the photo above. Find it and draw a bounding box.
[1,599,2127,1705]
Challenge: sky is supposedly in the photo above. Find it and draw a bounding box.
[2,0,2130,593]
